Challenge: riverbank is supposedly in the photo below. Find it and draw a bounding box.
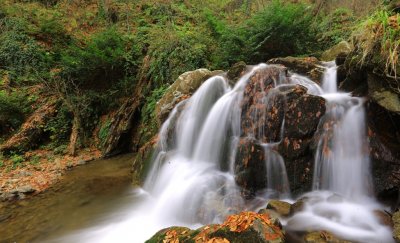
[0,153,134,242]
[0,147,102,201]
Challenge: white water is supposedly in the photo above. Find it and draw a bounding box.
[287,62,394,242]
[57,63,394,243]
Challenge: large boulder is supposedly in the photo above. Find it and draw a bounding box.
[320,41,353,62]
[155,69,223,125]
[146,211,284,243]
[267,57,324,83]
[236,65,326,196]
[234,138,268,198]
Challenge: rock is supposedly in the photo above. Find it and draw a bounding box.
[102,56,154,157]
[227,61,247,85]
[266,200,291,217]
[257,209,282,227]
[304,231,350,243]
[267,56,324,83]
[240,66,289,142]
[320,41,353,62]
[145,226,194,243]
[368,73,400,114]
[373,210,393,227]
[155,68,223,125]
[393,211,400,242]
[236,66,325,197]
[14,185,36,194]
[234,138,267,198]
[367,101,400,202]
[132,135,157,185]
[146,212,284,243]
[290,198,306,216]
[77,160,86,165]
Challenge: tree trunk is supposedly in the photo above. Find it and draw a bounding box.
[68,113,81,156]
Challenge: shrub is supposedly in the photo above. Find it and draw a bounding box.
[0,90,26,135]
[0,19,48,83]
[316,8,356,47]
[44,104,72,147]
[146,25,211,85]
[60,27,128,89]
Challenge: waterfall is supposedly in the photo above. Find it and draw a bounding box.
[287,62,393,243]
[60,62,393,243]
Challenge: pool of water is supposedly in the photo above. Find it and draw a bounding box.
[0,154,136,243]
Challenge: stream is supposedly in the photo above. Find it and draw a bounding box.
[0,154,137,242]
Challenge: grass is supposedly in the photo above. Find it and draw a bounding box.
[354,9,400,79]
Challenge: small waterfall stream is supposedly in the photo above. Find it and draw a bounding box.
[60,63,394,243]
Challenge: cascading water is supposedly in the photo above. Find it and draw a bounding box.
[58,62,393,243]
[286,61,393,242]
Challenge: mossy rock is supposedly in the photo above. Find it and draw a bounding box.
[146,212,284,243]
[320,41,353,62]
[145,226,194,243]
[266,200,291,217]
[155,68,223,125]
[227,61,247,85]
[393,210,400,242]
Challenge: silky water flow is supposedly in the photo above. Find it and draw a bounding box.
[58,62,393,243]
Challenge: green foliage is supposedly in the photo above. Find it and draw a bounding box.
[140,84,168,137]
[11,153,25,169]
[44,104,72,147]
[316,8,356,47]
[141,85,168,122]
[352,9,400,78]
[29,155,40,165]
[0,90,26,135]
[147,25,211,84]
[0,17,49,83]
[53,144,67,155]
[206,0,318,67]
[60,27,129,88]
[98,119,111,146]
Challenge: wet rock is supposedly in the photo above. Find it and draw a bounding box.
[240,66,288,142]
[373,210,393,228]
[367,101,400,203]
[234,138,267,198]
[145,226,195,243]
[257,209,282,227]
[155,68,223,125]
[320,41,353,62]
[132,136,157,185]
[290,198,306,216]
[393,210,400,242]
[237,66,325,197]
[267,56,324,83]
[12,185,36,194]
[146,212,284,243]
[266,200,291,217]
[368,73,400,114]
[304,231,350,243]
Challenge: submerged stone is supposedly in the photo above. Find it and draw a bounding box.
[303,231,351,243]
